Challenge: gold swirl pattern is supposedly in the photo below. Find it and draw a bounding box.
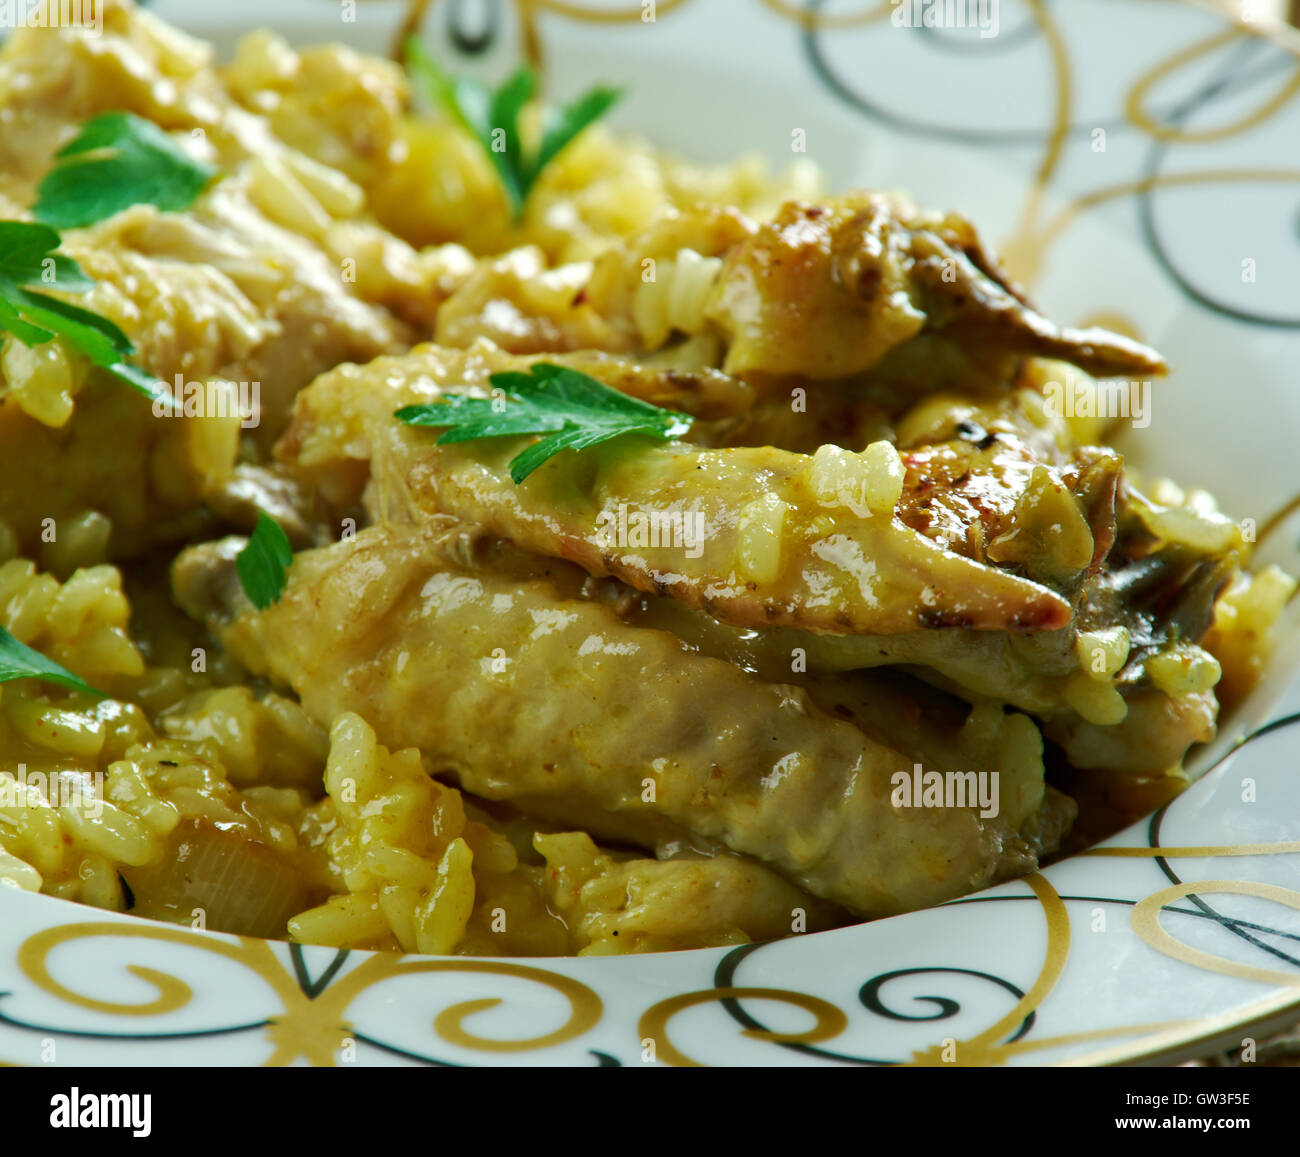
[908,873,1070,1066]
[327,955,603,1053]
[19,923,297,1018]
[795,1,1300,300]
[1082,840,1300,858]
[395,0,892,62]
[9,921,601,1066]
[1030,17,1300,296]
[633,873,1071,1067]
[757,0,893,29]
[1125,27,1300,143]
[5,807,1300,1066]
[1132,881,1300,987]
[638,987,849,1068]
[1010,168,1300,284]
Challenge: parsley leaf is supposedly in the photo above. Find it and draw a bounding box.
[0,221,172,407]
[395,362,692,483]
[33,112,217,230]
[0,625,105,698]
[405,40,621,221]
[533,85,624,181]
[236,512,294,611]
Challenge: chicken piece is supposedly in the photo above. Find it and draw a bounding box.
[283,351,1134,609]
[619,539,1232,778]
[0,192,411,556]
[282,343,1234,775]
[0,374,232,559]
[698,384,898,456]
[172,521,1048,916]
[577,195,1165,385]
[624,590,1069,712]
[398,438,1075,633]
[72,194,413,449]
[0,218,399,555]
[704,194,1168,381]
[279,343,1074,634]
[1042,689,1217,778]
[532,831,843,954]
[0,1,433,558]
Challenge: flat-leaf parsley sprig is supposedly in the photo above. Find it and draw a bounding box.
[236,511,294,611]
[0,625,105,697]
[395,362,693,483]
[0,221,171,405]
[405,39,621,222]
[0,111,219,408]
[33,111,218,231]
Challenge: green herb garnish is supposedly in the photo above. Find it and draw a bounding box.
[405,39,621,221]
[395,362,692,483]
[0,221,170,405]
[236,511,294,611]
[0,112,219,407]
[33,112,217,230]
[0,625,105,697]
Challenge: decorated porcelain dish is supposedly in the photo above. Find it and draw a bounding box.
[0,0,1298,1067]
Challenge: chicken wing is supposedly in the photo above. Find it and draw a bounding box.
[582,194,1167,383]
[279,343,1075,634]
[173,521,1052,916]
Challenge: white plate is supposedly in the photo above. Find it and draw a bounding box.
[2,0,1300,1067]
